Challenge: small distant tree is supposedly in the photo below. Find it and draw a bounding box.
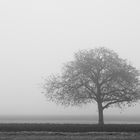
[42,47,140,125]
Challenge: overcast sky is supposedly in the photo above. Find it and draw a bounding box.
[0,0,140,116]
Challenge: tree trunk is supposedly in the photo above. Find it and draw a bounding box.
[97,102,104,126]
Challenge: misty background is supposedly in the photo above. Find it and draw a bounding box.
[0,0,140,123]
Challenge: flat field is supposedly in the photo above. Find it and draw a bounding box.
[0,131,140,140]
[0,124,140,140]
[1,123,140,132]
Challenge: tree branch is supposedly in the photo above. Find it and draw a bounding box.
[84,84,97,101]
[103,99,130,109]
[100,74,113,86]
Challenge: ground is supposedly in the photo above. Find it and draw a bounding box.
[0,132,140,140]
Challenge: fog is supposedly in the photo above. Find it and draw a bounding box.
[0,0,140,117]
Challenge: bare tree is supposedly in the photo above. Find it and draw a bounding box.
[42,47,140,125]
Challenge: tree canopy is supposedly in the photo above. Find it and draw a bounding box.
[43,47,140,125]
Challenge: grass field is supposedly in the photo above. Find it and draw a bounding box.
[0,131,140,140]
[0,124,140,139]
[0,123,140,132]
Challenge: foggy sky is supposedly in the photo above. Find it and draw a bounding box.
[0,0,140,116]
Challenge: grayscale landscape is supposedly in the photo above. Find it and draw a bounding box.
[0,0,140,139]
